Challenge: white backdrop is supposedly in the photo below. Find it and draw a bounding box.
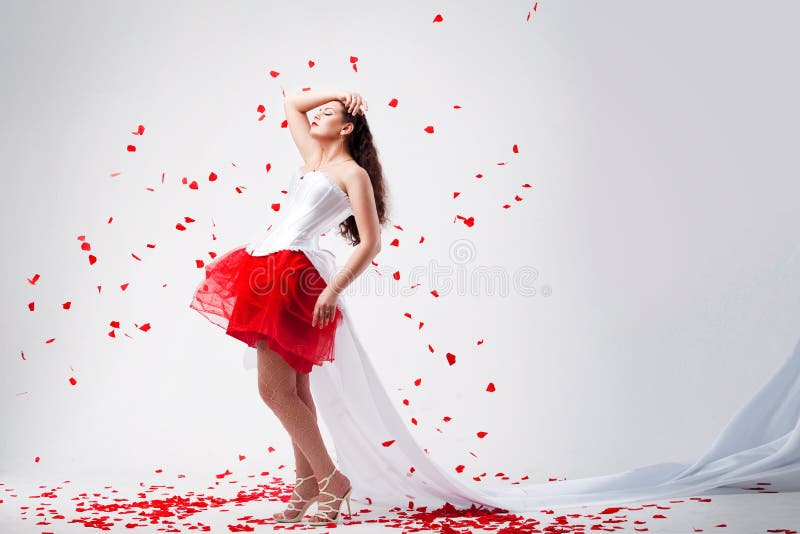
[2,0,799,503]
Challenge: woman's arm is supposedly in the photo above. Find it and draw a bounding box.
[327,166,382,296]
[283,90,342,163]
[284,88,343,113]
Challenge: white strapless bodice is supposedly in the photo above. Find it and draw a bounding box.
[245,166,353,256]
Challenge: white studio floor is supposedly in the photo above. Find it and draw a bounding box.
[1,472,798,533]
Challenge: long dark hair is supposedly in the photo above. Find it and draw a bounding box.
[336,100,391,246]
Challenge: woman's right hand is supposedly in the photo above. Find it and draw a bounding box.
[339,91,367,116]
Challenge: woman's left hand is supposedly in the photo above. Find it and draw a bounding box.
[312,287,339,328]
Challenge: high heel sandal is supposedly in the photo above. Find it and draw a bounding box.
[308,466,352,527]
[272,474,320,523]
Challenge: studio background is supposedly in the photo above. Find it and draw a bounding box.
[2,0,798,495]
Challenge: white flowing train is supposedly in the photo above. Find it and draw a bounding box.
[242,248,800,512]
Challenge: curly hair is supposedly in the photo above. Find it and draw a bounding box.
[335,99,391,247]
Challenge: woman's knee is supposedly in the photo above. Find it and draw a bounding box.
[256,341,298,404]
[296,374,314,404]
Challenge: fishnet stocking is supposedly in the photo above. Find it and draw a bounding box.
[256,340,351,522]
[276,374,320,520]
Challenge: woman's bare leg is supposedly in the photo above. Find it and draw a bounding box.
[274,371,320,520]
[256,340,350,520]
[293,372,318,481]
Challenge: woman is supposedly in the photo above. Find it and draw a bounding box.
[190,88,387,525]
[191,89,800,519]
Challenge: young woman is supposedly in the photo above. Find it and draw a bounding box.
[190,87,800,520]
[190,88,387,525]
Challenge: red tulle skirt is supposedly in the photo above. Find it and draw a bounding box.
[189,245,343,374]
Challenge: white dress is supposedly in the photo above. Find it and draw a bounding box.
[240,165,800,511]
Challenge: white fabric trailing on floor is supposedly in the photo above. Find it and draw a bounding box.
[242,252,800,511]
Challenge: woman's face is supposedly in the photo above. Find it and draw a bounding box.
[311,101,351,138]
